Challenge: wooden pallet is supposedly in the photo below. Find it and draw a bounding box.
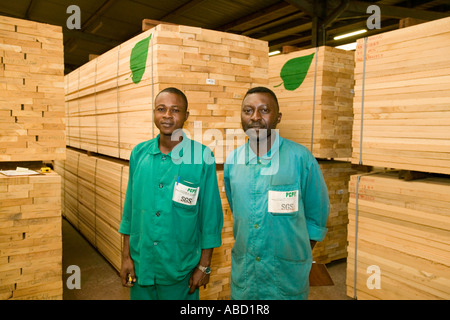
[0,15,65,162]
[352,17,450,174]
[346,172,450,299]
[0,169,63,300]
[269,46,355,159]
[65,24,268,163]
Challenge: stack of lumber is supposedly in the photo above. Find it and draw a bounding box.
[0,170,62,300]
[199,169,233,300]
[55,149,235,299]
[0,15,65,161]
[352,17,450,174]
[65,23,268,163]
[312,161,356,264]
[54,148,128,271]
[269,46,355,159]
[346,172,450,299]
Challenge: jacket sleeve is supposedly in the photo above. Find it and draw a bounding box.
[198,149,224,249]
[303,156,330,242]
[223,161,233,214]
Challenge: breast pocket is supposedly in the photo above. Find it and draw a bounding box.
[268,183,300,217]
[172,179,200,244]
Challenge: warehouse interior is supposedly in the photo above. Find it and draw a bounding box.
[1,0,449,74]
[0,0,449,301]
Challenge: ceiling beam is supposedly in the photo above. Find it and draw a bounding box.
[241,11,306,36]
[218,1,295,32]
[284,0,315,17]
[159,0,209,21]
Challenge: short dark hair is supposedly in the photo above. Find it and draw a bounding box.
[244,87,279,110]
[156,87,188,110]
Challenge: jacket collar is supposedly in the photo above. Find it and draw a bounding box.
[245,130,282,165]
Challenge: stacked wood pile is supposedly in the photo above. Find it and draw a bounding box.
[352,16,450,174]
[201,169,233,299]
[0,15,64,300]
[0,15,65,162]
[312,161,356,264]
[347,172,450,299]
[347,17,450,300]
[54,149,234,299]
[0,170,62,300]
[65,23,268,163]
[54,148,128,271]
[269,46,355,159]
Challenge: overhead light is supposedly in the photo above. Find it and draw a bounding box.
[268,50,281,56]
[335,42,357,51]
[334,29,367,40]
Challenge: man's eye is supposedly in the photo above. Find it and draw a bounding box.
[243,108,252,114]
[172,109,179,113]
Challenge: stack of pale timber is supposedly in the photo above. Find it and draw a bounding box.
[0,170,62,300]
[55,149,234,299]
[199,169,233,300]
[347,172,450,299]
[269,46,355,159]
[54,148,128,271]
[352,17,450,174]
[0,15,65,161]
[65,23,268,163]
[312,161,356,264]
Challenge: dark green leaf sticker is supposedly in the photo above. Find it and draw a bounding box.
[130,34,152,84]
[274,53,315,91]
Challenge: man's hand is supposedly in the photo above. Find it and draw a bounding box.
[121,234,136,287]
[188,267,210,294]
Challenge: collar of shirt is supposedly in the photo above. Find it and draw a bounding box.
[245,131,283,165]
[146,130,190,161]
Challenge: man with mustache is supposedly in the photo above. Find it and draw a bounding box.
[119,87,223,300]
[224,87,330,300]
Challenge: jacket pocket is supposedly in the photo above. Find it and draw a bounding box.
[275,257,311,298]
[268,183,301,217]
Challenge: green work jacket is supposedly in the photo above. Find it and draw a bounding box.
[119,133,223,286]
[224,133,330,299]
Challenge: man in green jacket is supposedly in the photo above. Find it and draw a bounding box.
[119,87,223,300]
[224,87,330,300]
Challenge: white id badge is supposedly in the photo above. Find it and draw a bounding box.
[173,182,199,206]
[268,190,298,214]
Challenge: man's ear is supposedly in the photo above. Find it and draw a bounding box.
[185,111,189,121]
[277,112,282,124]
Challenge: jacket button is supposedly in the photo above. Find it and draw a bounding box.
[156,212,160,217]
[159,183,163,188]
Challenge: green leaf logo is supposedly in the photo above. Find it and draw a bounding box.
[274,53,315,91]
[130,34,152,84]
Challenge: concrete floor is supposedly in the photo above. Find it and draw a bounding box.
[62,218,352,300]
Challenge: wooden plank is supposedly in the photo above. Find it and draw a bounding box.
[346,172,450,300]
[0,169,62,300]
[0,15,65,162]
[352,17,450,174]
[65,24,268,163]
[269,46,355,159]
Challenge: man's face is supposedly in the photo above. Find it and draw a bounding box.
[241,92,281,141]
[154,92,189,136]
